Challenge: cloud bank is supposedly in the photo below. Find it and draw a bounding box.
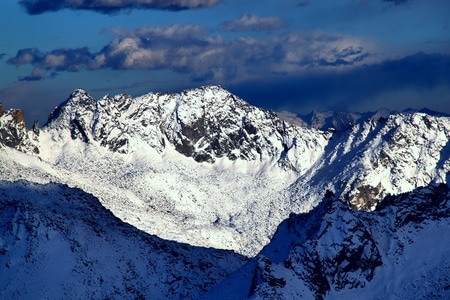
[230,52,450,114]
[8,24,373,83]
[19,0,222,14]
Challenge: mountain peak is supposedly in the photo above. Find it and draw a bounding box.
[41,86,315,167]
[67,88,96,106]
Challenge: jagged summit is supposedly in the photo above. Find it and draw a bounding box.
[42,85,320,168]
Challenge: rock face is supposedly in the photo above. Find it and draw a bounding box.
[0,180,246,300]
[0,108,38,153]
[203,184,450,299]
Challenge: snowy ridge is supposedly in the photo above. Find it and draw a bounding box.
[44,86,328,172]
[24,86,330,256]
[0,180,246,299]
[1,86,450,298]
[290,112,450,211]
[203,184,450,299]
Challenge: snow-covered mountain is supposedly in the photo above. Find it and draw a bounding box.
[296,109,392,132]
[1,86,449,258]
[0,86,331,256]
[0,180,246,299]
[1,85,450,298]
[202,183,450,299]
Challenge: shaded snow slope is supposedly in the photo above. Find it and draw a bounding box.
[203,184,450,299]
[0,180,246,299]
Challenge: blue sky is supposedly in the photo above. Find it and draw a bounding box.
[1,0,449,124]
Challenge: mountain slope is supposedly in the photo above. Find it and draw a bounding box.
[203,183,450,299]
[0,180,246,299]
[5,86,329,256]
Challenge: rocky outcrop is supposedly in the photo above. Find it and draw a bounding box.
[0,108,39,154]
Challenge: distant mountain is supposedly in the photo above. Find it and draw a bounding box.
[203,183,450,299]
[296,109,392,132]
[0,180,246,299]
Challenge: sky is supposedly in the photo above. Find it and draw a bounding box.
[1,0,449,125]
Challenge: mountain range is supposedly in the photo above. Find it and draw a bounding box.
[1,85,449,298]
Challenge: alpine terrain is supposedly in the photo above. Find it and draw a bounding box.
[1,85,449,298]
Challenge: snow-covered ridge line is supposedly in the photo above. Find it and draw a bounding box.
[41,85,328,175]
[289,111,450,211]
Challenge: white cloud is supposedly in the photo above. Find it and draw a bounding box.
[221,14,284,32]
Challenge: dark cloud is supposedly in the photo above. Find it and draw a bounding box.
[383,0,409,5]
[8,25,373,83]
[228,52,450,114]
[297,0,309,7]
[221,14,284,32]
[18,67,46,81]
[7,48,43,65]
[18,0,222,15]
[0,53,7,60]
[8,47,94,80]
[110,24,208,42]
